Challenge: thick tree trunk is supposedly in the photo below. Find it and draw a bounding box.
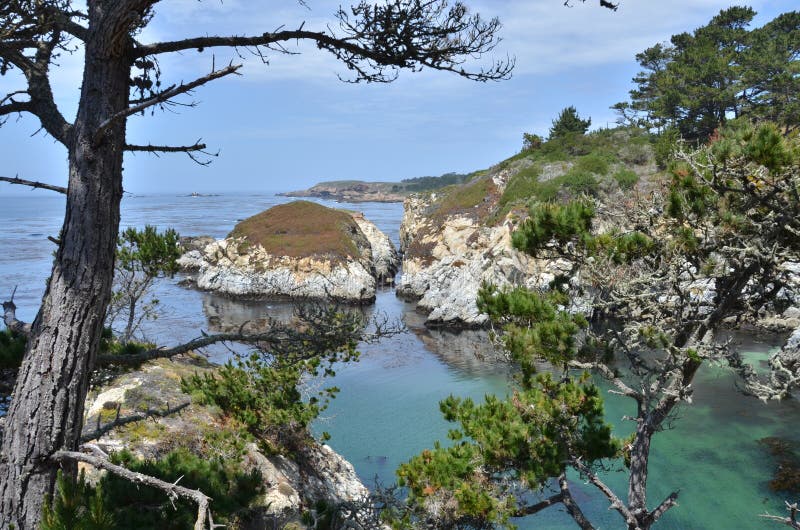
[0,9,130,527]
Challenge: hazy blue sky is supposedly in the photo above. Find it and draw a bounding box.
[0,1,796,194]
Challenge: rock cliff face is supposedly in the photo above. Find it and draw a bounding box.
[179,201,398,302]
[397,184,569,328]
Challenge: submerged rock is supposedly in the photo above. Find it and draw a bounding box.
[182,201,398,303]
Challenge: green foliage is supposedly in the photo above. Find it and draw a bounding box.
[430,176,492,219]
[397,374,618,528]
[521,132,543,151]
[182,310,361,454]
[0,329,26,369]
[613,168,639,189]
[511,201,595,255]
[109,226,181,343]
[478,285,588,382]
[394,172,470,192]
[573,152,613,176]
[496,127,644,221]
[620,7,800,140]
[116,226,181,278]
[653,127,680,168]
[101,448,262,530]
[41,470,114,530]
[549,106,591,140]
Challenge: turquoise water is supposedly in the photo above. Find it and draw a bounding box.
[1,193,798,528]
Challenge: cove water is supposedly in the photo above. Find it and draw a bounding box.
[1,192,798,529]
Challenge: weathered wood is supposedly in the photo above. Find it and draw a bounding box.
[52,449,213,530]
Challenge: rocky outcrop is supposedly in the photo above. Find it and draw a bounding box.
[397,193,569,327]
[83,357,372,523]
[352,213,399,284]
[181,202,398,303]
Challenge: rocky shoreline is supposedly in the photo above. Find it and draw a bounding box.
[83,356,373,526]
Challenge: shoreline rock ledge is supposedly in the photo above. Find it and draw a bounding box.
[179,201,398,303]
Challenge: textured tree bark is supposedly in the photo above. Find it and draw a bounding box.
[627,422,653,529]
[0,5,130,526]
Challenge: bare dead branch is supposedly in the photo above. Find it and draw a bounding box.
[52,448,213,530]
[125,141,219,166]
[2,289,31,336]
[0,99,31,117]
[0,175,66,194]
[570,360,642,402]
[647,490,679,526]
[124,141,208,153]
[762,501,800,529]
[572,459,637,528]
[94,63,242,145]
[513,492,564,517]
[134,2,512,82]
[80,401,190,443]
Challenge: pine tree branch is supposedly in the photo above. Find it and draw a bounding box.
[558,474,596,530]
[647,490,679,526]
[94,63,242,145]
[513,492,564,517]
[124,141,207,153]
[572,459,636,528]
[0,175,66,194]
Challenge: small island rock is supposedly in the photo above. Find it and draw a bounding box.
[184,201,398,303]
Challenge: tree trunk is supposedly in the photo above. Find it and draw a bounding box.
[0,8,130,526]
[627,421,653,530]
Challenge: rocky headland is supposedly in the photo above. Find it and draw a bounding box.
[281,173,470,203]
[281,181,406,203]
[178,201,398,303]
[395,128,800,333]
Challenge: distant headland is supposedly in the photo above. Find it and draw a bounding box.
[279,172,470,203]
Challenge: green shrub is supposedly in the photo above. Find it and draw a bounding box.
[574,152,613,176]
[613,168,639,189]
[101,448,262,530]
[654,127,680,169]
[562,171,599,196]
[0,329,26,369]
[41,470,114,530]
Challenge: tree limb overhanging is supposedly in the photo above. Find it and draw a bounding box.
[133,1,513,83]
[94,63,243,145]
[0,175,66,194]
[51,448,215,530]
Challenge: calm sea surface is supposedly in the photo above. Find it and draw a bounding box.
[0,192,798,528]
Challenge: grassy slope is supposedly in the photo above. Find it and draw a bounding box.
[229,200,362,260]
[420,127,660,227]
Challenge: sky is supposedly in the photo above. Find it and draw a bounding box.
[0,0,797,194]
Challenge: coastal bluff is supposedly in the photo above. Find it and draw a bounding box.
[179,201,398,303]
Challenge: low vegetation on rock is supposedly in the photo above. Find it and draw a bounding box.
[230,201,366,263]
